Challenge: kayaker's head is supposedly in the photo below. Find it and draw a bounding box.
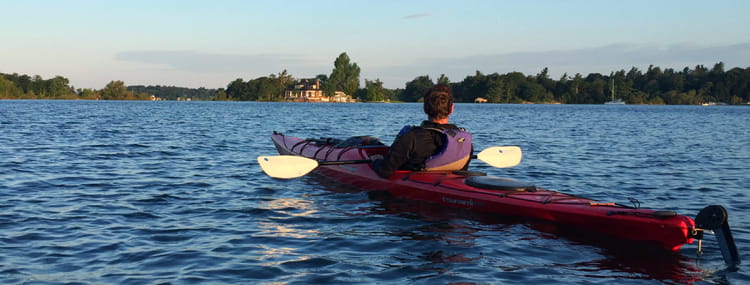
[423,84,454,123]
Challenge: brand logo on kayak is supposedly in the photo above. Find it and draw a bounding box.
[442,197,483,207]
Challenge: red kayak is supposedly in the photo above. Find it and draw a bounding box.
[262,132,739,267]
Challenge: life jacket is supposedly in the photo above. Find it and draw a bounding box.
[398,125,473,171]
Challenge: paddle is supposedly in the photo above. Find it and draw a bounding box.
[258,146,522,179]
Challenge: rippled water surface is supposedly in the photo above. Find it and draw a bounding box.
[1,100,748,284]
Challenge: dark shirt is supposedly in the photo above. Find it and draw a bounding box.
[372,121,469,178]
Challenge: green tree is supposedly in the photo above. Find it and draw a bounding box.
[8,74,33,94]
[315,74,329,87]
[453,70,486,102]
[727,67,750,104]
[585,75,608,104]
[77,88,100,100]
[127,85,218,101]
[327,52,360,97]
[215,89,229,101]
[100,80,129,100]
[255,76,278,101]
[555,73,571,103]
[400,75,433,102]
[270,70,295,101]
[0,75,23,98]
[48,76,73,98]
[503,72,525,103]
[536,67,556,92]
[226,78,249,100]
[486,78,504,103]
[437,74,450,85]
[518,80,547,102]
[30,75,46,97]
[364,79,386,102]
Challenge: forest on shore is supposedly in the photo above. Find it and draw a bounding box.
[1,52,748,105]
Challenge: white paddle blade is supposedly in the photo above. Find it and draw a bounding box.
[476,146,523,168]
[257,155,319,179]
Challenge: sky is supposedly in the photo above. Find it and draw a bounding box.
[2,0,749,90]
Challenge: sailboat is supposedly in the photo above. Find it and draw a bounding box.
[604,78,626,104]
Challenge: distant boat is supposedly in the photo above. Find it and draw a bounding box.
[605,98,626,105]
[604,78,626,105]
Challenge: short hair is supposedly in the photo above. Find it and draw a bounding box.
[423,84,453,120]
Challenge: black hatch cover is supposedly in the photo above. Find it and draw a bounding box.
[465,176,537,192]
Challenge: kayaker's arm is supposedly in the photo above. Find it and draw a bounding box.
[372,133,418,178]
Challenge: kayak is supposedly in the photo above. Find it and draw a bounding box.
[262,132,739,267]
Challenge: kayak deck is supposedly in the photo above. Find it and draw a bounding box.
[271,132,696,251]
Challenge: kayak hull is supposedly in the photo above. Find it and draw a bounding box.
[271,133,696,251]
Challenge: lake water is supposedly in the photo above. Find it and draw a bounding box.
[1,100,748,284]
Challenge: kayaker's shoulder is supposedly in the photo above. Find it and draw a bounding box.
[419,121,464,130]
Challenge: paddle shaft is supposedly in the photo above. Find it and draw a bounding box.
[319,159,373,165]
[323,155,482,164]
[318,154,484,165]
[258,146,521,179]
[320,155,481,165]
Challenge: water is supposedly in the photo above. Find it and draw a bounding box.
[1,100,748,284]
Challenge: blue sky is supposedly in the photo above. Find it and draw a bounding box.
[2,0,749,89]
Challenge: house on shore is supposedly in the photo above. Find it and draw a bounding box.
[284,79,357,103]
[474,97,488,103]
[284,79,327,102]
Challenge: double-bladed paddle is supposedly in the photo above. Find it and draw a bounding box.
[258,146,522,179]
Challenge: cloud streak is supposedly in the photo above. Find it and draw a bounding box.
[402,12,431,19]
[366,42,750,86]
[115,50,325,75]
[115,43,750,88]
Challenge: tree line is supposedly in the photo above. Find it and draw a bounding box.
[0,73,152,100]
[436,62,749,105]
[127,85,216,101]
[2,55,748,104]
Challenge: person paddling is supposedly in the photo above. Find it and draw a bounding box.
[372,84,473,178]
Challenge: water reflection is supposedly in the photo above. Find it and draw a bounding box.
[261,197,318,217]
[256,221,319,239]
[256,198,320,240]
[304,174,710,284]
